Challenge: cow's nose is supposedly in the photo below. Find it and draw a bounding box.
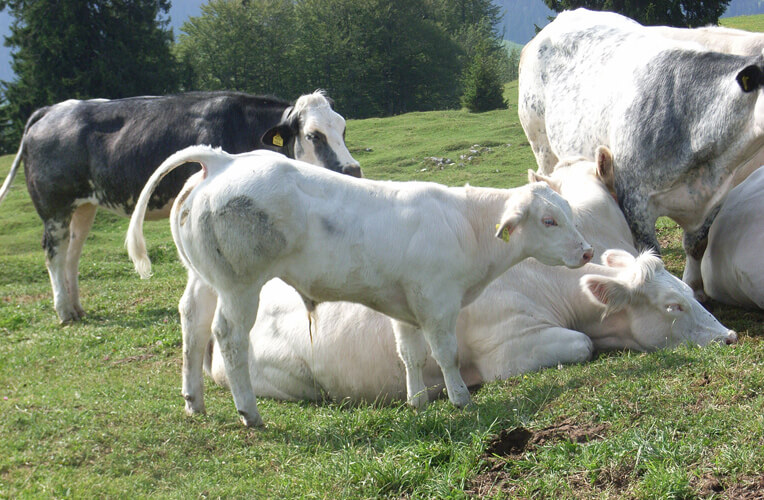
[582,248,594,264]
[724,330,738,345]
[342,163,363,178]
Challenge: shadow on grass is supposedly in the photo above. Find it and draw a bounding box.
[237,349,698,456]
[84,306,179,329]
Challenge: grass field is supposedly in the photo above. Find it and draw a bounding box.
[721,13,764,32]
[2,56,764,500]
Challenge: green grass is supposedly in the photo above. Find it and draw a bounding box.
[1,82,763,498]
[721,13,764,32]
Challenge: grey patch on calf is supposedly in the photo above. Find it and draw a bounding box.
[320,216,342,236]
[197,196,287,279]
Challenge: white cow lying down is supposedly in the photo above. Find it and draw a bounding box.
[702,166,764,310]
[206,148,736,403]
[126,146,592,426]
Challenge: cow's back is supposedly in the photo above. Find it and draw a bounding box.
[23,92,289,218]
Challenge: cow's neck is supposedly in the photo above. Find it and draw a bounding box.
[459,186,529,304]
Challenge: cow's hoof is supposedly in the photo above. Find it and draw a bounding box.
[184,400,206,416]
[73,303,86,319]
[407,390,429,410]
[450,394,472,409]
[58,310,83,324]
[238,410,264,428]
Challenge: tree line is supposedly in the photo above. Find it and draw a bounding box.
[0,0,736,154]
[0,0,512,153]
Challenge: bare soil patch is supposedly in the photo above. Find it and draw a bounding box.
[696,473,764,499]
[467,418,611,497]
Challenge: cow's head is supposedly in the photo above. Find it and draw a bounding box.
[529,146,633,257]
[581,249,737,349]
[262,91,362,178]
[495,182,593,268]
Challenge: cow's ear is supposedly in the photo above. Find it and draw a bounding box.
[261,124,295,149]
[736,65,763,93]
[495,215,519,242]
[601,249,635,268]
[581,274,630,311]
[595,146,616,195]
[528,170,561,193]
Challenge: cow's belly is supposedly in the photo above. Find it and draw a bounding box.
[73,194,173,219]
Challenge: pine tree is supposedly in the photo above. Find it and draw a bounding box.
[460,40,507,112]
[0,0,180,153]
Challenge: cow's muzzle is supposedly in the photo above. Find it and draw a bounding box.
[342,163,363,178]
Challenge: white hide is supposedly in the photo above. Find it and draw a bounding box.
[648,25,764,57]
[206,149,736,403]
[126,145,592,426]
[702,166,764,309]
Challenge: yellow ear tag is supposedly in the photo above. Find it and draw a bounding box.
[496,223,510,242]
[272,132,284,147]
[742,75,752,92]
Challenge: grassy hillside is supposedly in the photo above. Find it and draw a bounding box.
[721,13,764,31]
[1,84,763,498]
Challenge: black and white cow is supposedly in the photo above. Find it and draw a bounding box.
[518,9,764,300]
[0,90,360,322]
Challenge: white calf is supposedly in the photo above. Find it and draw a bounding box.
[204,149,735,403]
[126,145,592,426]
[702,166,764,309]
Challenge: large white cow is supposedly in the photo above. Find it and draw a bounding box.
[701,166,764,309]
[649,24,764,57]
[126,146,592,426]
[205,148,736,403]
[518,9,764,301]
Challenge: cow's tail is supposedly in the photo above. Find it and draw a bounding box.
[0,108,48,206]
[126,145,229,279]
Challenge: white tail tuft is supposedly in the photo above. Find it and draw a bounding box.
[0,139,25,206]
[125,145,228,279]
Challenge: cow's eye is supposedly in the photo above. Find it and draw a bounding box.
[666,303,684,314]
[542,217,557,227]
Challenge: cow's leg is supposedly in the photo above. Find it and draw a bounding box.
[680,206,719,301]
[529,134,560,175]
[518,86,558,174]
[65,203,97,319]
[43,217,79,323]
[179,272,218,416]
[421,312,471,409]
[475,326,593,380]
[213,287,263,427]
[392,320,430,409]
[682,227,711,303]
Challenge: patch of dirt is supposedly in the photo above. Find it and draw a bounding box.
[695,473,764,499]
[483,418,610,461]
[466,418,612,497]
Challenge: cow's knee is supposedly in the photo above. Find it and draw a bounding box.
[43,218,81,323]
